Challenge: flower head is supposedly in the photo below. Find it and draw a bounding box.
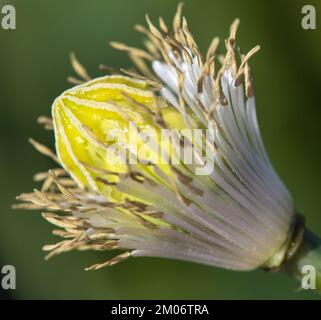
[16,3,295,271]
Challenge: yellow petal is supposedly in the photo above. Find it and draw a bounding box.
[52,75,184,201]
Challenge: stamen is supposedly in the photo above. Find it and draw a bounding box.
[85,252,131,271]
[29,138,60,164]
[69,52,91,81]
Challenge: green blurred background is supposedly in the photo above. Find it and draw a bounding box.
[0,0,320,299]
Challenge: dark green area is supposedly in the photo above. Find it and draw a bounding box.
[0,0,320,299]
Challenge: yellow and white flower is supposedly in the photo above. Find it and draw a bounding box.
[16,3,299,272]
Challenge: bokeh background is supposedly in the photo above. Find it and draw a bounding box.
[0,0,320,299]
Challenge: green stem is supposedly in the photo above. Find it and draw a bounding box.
[284,228,321,291]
